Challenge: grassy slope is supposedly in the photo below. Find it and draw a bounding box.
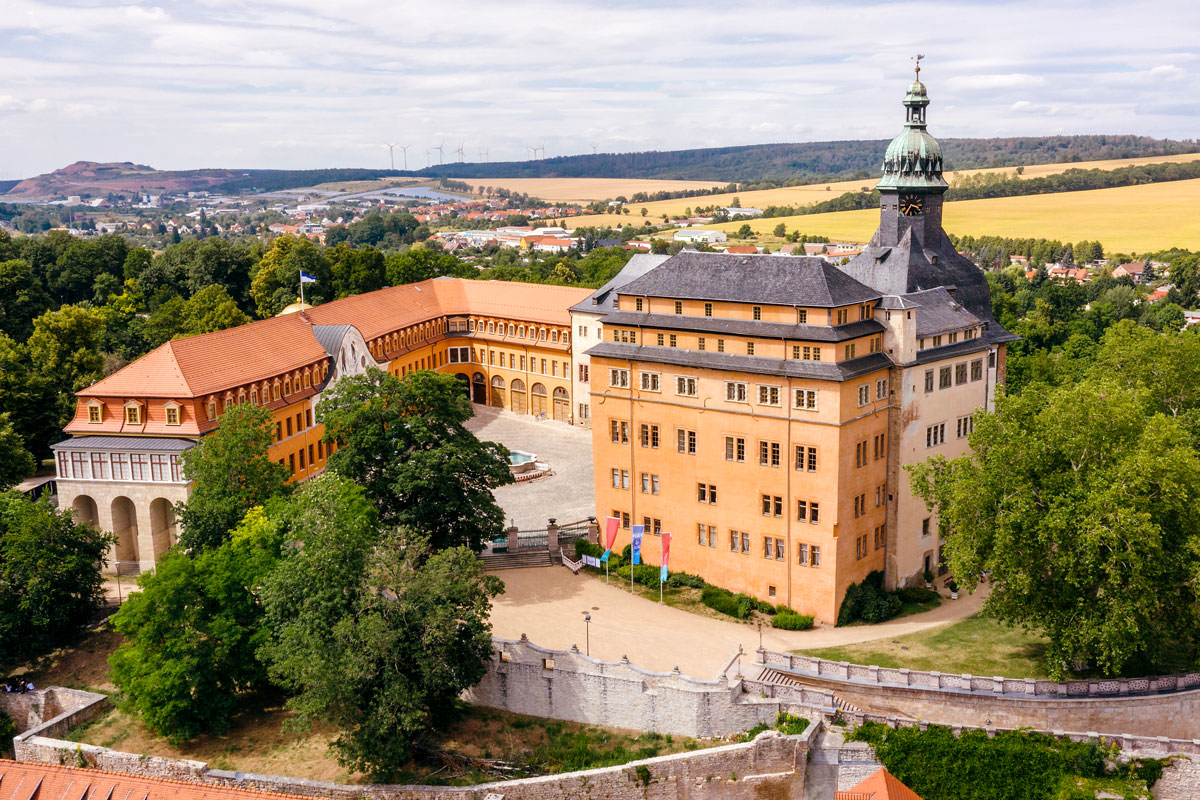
[797,615,1052,679]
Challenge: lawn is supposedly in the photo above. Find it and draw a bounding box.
[798,615,1052,679]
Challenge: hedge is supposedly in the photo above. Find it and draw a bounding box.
[772,610,814,630]
[838,571,903,626]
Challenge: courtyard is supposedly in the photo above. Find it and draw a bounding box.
[464,404,596,529]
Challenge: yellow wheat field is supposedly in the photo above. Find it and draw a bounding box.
[700,178,1200,254]
[565,152,1200,225]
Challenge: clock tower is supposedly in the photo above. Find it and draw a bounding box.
[841,63,1013,338]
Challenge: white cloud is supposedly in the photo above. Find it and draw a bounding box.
[1,0,1199,178]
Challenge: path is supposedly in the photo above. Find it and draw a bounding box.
[464,405,595,529]
[489,565,987,677]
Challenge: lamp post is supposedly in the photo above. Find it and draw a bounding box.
[115,562,123,604]
[584,613,591,656]
[757,621,763,652]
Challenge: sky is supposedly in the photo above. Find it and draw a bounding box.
[2,0,1199,179]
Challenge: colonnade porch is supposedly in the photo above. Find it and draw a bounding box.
[59,480,186,573]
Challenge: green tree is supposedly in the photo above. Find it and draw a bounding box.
[26,304,106,392]
[736,223,753,239]
[318,368,513,550]
[0,492,113,662]
[249,236,330,317]
[0,258,51,340]
[328,243,386,297]
[773,223,787,238]
[0,413,35,490]
[0,333,61,459]
[110,507,282,742]
[177,403,290,551]
[260,476,502,777]
[909,375,1200,677]
[384,248,475,286]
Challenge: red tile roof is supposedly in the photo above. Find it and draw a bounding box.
[836,767,923,800]
[0,760,311,800]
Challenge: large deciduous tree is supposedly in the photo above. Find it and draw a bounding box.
[318,368,513,551]
[110,507,282,742]
[0,492,113,662]
[249,236,331,317]
[177,403,290,551]
[259,473,503,778]
[0,413,35,490]
[909,375,1200,678]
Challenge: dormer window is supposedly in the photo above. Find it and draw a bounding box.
[124,401,143,426]
[207,398,218,420]
[283,379,292,395]
[164,402,181,426]
[87,401,103,424]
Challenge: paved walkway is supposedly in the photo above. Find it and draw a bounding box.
[489,565,987,677]
[464,404,595,529]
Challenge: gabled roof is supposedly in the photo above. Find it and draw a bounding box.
[0,759,311,800]
[616,252,880,308]
[570,253,671,314]
[888,286,983,338]
[837,766,924,800]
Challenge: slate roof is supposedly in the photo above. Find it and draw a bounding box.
[912,338,991,365]
[585,342,892,382]
[570,253,671,314]
[601,311,885,342]
[51,436,196,451]
[311,324,355,358]
[889,286,984,338]
[616,252,880,307]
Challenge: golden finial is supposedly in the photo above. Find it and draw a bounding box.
[913,53,925,80]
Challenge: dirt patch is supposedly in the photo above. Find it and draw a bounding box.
[10,626,123,692]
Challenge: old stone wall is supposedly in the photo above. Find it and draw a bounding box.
[760,650,1200,739]
[16,728,815,800]
[2,687,109,738]
[467,637,834,738]
[1153,756,1200,800]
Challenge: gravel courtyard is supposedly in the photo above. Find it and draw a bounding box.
[464,404,596,529]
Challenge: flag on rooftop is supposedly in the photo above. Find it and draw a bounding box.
[300,271,317,283]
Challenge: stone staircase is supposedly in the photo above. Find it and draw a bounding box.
[479,549,554,570]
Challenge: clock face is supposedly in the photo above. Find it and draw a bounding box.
[899,194,924,216]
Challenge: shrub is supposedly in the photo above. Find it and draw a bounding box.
[775,713,809,735]
[615,563,661,589]
[701,586,750,619]
[666,571,706,589]
[575,539,602,559]
[838,571,903,625]
[899,587,939,604]
[772,611,814,630]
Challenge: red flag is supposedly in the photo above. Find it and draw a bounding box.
[660,532,672,582]
[601,516,619,561]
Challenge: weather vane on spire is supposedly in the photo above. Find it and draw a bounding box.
[913,53,925,79]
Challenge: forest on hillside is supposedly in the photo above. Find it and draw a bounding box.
[416,135,1200,183]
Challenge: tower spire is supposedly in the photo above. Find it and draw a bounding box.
[913,53,924,81]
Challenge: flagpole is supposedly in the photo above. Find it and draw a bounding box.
[660,536,664,604]
[299,268,305,307]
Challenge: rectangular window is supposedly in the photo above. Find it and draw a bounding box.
[678,429,697,454]
[926,422,947,448]
[717,339,725,353]
[150,454,168,482]
[857,384,870,406]
[70,451,87,479]
[971,359,983,381]
[797,542,809,565]
[635,297,643,311]
[656,333,664,346]
[730,530,739,552]
[844,343,856,360]
[741,532,751,553]
[579,364,589,383]
[876,378,888,400]
[610,419,630,444]
[87,405,102,423]
[725,436,745,462]
[286,417,293,437]
[674,301,683,314]
[640,372,660,391]
[836,308,848,325]
[955,362,968,385]
[299,448,306,469]
[757,385,780,405]
[757,440,781,467]
[130,453,147,481]
[675,376,697,396]
[746,341,755,355]
[165,406,179,425]
[763,535,773,558]
[924,370,935,393]
[956,415,974,438]
[669,334,677,348]
[697,483,717,504]
[640,423,660,448]
[609,368,630,388]
[90,452,109,480]
[811,545,821,566]
[794,389,818,410]
[794,445,817,472]
[708,525,717,547]
[922,517,931,536]
[125,405,140,425]
[725,381,747,402]
[796,500,807,521]
[698,337,706,351]
[704,302,713,317]
[939,367,952,389]
[811,502,820,524]
[611,468,620,488]
[752,305,762,320]
[110,452,129,481]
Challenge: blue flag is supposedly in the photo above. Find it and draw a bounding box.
[631,525,644,565]
[300,271,317,284]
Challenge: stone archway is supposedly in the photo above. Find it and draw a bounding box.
[490,375,506,409]
[511,378,528,415]
[111,496,139,566]
[71,494,99,529]
[553,386,570,422]
[150,498,177,559]
[531,383,548,417]
[472,372,487,404]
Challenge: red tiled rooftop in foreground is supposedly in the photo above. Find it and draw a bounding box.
[0,760,311,800]
[836,766,924,800]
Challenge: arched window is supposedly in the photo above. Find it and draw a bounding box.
[508,323,515,336]
[469,319,476,332]
[283,379,291,396]
[207,399,218,420]
[273,381,282,400]
[552,330,560,343]
[237,388,246,404]
[304,370,311,387]
[224,392,235,410]
[250,386,259,405]
[539,327,547,341]
[518,325,525,338]
[488,321,495,334]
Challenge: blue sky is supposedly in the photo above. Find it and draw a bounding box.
[1,0,1198,178]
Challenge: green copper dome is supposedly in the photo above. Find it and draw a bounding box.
[877,78,948,192]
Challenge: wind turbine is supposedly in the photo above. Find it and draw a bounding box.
[527,145,537,160]
[383,143,398,169]
[456,143,465,163]
[433,143,445,164]
[537,144,546,160]
[399,144,410,170]
[425,148,432,168]
[591,144,598,155]
[478,147,488,162]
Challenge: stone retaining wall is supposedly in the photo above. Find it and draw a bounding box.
[760,649,1200,739]
[16,727,816,800]
[2,687,109,741]
[466,636,834,738]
